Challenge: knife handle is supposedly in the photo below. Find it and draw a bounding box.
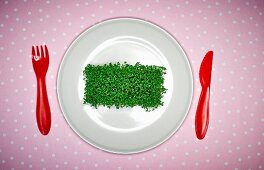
[36,77,51,135]
[195,86,210,140]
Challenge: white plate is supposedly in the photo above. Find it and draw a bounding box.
[57,18,193,154]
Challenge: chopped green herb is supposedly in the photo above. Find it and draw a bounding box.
[83,62,167,111]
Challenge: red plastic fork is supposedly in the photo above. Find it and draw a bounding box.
[32,45,51,135]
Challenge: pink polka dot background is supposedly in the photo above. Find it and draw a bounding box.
[0,0,263,169]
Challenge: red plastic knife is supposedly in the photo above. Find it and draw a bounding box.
[195,51,213,140]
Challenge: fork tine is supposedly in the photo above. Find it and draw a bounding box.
[41,45,44,58]
[36,46,40,58]
[44,45,49,61]
[32,46,35,59]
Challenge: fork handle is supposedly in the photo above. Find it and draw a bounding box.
[36,77,51,135]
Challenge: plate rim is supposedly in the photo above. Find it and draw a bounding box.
[57,17,194,154]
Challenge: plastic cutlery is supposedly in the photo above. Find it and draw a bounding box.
[195,51,213,140]
[32,45,51,135]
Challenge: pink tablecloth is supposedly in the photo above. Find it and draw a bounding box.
[0,0,263,169]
